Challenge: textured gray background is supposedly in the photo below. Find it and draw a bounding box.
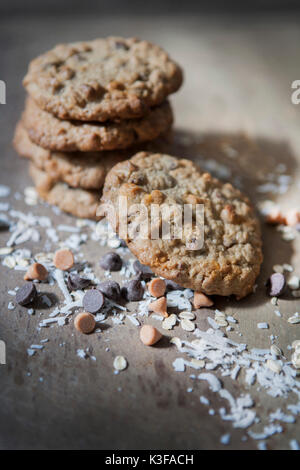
[1,0,300,15]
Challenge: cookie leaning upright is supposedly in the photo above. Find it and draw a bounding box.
[100,152,263,299]
[23,37,183,121]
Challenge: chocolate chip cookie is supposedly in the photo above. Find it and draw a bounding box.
[14,121,130,190]
[22,97,173,152]
[100,152,263,298]
[23,37,183,122]
[29,163,100,220]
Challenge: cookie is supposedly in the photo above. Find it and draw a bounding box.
[100,152,263,298]
[14,121,129,190]
[29,163,100,220]
[23,37,183,121]
[22,97,173,152]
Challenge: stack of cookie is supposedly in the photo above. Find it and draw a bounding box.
[14,37,183,219]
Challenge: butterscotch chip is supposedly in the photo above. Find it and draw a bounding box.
[74,312,96,334]
[53,249,74,271]
[148,278,166,298]
[24,262,48,281]
[193,292,213,308]
[148,296,168,317]
[16,282,37,306]
[140,325,162,346]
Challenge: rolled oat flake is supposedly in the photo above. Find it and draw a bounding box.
[97,280,121,301]
[113,356,127,371]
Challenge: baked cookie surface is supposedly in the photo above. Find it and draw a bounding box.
[14,122,130,190]
[29,164,100,220]
[22,98,173,152]
[100,152,263,298]
[23,37,183,121]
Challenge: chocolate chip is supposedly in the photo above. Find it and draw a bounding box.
[0,218,10,230]
[133,260,154,281]
[82,289,104,314]
[97,281,121,302]
[16,282,37,306]
[122,279,144,302]
[268,273,286,297]
[118,238,128,248]
[99,252,122,271]
[67,273,91,291]
[165,279,184,291]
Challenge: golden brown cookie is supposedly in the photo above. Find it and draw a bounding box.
[22,97,173,152]
[14,121,131,190]
[29,163,100,220]
[100,152,263,298]
[23,37,183,121]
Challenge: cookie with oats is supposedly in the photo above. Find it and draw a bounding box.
[29,163,100,220]
[14,121,130,190]
[100,152,263,298]
[23,37,183,122]
[22,97,173,152]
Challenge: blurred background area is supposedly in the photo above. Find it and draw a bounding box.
[1,0,300,16]
[1,0,300,154]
